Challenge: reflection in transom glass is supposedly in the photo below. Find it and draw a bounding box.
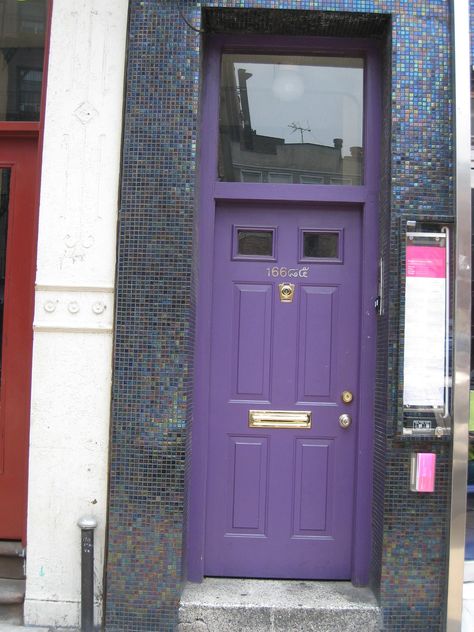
[0,169,10,378]
[219,55,364,185]
[0,0,46,121]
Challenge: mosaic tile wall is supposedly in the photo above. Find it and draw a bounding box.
[106,2,454,631]
[471,0,474,64]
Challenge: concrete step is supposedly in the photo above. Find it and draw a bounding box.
[0,556,25,580]
[0,579,25,605]
[0,542,24,558]
[0,603,22,625]
[0,541,26,581]
[178,578,382,632]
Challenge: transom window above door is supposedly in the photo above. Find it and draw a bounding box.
[218,54,364,185]
[0,0,47,121]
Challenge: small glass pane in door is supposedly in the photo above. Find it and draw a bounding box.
[303,231,340,259]
[237,229,274,257]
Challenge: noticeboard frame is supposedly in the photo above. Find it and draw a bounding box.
[397,215,454,438]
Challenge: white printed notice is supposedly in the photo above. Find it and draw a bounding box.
[403,243,446,408]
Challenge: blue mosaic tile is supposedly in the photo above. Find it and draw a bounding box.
[105,2,454,631]
[471,0,474,61]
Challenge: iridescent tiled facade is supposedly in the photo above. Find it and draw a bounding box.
[106,2,456,630]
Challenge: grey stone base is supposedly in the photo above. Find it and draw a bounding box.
[178,578,382,632]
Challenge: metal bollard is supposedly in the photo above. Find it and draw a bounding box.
[77,516,98,632]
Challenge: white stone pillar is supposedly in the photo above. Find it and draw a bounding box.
[24,1,128,626]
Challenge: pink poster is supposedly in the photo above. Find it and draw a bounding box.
[406,245,446,279]
[403,242,446,408]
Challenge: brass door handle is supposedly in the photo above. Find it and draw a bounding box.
[339,414,352,429]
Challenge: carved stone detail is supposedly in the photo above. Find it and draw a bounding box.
[34,286,114,333]
[74,101,99,125]
[67,301,80,314]
[92,301,106,315]
[43,300,58,313]
[61,233,95,266]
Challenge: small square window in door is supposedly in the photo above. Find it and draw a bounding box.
[300,229,343,263]
[233,227,276,260]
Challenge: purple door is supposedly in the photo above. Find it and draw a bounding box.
[204,202,362,579]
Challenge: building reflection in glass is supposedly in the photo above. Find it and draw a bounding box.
[219,54,364,185]
[0,0,46,121]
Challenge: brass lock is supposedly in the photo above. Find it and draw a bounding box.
[341,390,353,404]
[279,283,295,303]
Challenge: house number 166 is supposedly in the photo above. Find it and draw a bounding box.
[266,266,309,279]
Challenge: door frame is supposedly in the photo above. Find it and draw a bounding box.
[187,34,381,584]
[0,134,39,542]
[0,0,51,545]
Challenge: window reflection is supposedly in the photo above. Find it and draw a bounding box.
[0,0,46,121]
[237,229,274,257]
[219,54,364,185]
[303,231,339,259]
[0,168,10,378]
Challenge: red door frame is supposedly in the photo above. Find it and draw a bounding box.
[0,135,39,541]
[0,0,52,544]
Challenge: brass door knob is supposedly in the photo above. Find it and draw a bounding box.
[339,414,352,429]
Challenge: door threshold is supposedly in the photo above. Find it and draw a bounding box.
[178,577,382,631]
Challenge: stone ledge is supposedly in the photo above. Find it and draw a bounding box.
[179,578,382,632]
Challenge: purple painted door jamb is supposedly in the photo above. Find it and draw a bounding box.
[351,47,382,586]
[186,40,221,581]
[187,34,381,585]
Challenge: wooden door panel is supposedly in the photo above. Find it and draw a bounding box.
[292,438,333,536]
[297,285,337,401]
[226,436,269,535]
[232,283,272,399]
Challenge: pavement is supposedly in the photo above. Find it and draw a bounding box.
[0,623,78,632]
[0,603,79,631]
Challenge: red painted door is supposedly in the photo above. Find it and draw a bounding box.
[0,136,38,541]
[205,202,362,578]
